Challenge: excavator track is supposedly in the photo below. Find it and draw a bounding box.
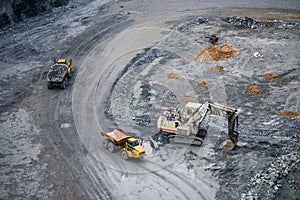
[168,135,203,146]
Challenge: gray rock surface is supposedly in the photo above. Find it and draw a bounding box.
[0,0,69,28]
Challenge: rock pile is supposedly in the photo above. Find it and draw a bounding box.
[248,86,260,94]
[194,44,237,63]
[241,152,300,200]
[225,16,297,29]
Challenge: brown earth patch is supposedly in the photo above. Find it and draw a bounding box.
[179,98,195,103]
[248,86,260,94]
[167,72,180,79]
[280,111,300,118]
[194,44,237,63]
[263,73,277,81]
[195,81,208,87]
[210,66,224,72]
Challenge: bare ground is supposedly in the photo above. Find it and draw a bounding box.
[0,0,299,199]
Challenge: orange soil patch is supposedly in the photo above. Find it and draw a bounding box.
[179,98,195,103]
[280,111,300,118]
[263,73,277,81]
[195,81,208,87]
[194,44,237,63]
[298,91,300,95]
[210,66,224,72]
[167,72,180,79]
[248,86,260,94]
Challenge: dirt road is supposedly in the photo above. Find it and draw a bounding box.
[0,0,299,199]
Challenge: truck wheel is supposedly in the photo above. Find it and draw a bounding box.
[65,77,68,86]
[102,139,108,149]
[47,82,53,89]
[108,142,116,153]
[121,150,128,160]
[60,79,66,89]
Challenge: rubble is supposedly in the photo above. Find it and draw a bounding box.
[242,152,300,200]
[225,16,259,29]
[280,111,300,118]
[210,66,224,72]
[197,17,208,24]
[167,72,180,79]
[195,81,208,87]
[263,73,277,81]
[248,86,260,94]
[194,44,237,63]
[47,65,67,81]
[225,16,285,29]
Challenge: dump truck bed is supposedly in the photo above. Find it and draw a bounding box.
[101,128,131,144]
[47,64,68,82]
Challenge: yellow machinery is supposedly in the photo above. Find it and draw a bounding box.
[47,59,72,89]
[101,128,146,160]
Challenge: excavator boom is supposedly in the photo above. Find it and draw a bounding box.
[156,102,239,150]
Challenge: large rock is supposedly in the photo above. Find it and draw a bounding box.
[0,0,69,28]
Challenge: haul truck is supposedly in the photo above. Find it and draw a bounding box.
[47,59,72,89]
[101,128,146,160]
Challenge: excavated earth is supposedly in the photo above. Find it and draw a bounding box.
[0,0,299,199]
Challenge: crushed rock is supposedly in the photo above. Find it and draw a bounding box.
[263,73,277,81]
[195,81,208,87]
[210,66,224,72]
[167,72,180,79]
[242,152,300,200]
[248,86,260,94]
[194,44,237,63]
[280,111,300,118]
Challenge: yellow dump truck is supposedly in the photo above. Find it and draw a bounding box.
[101,128,146,160]
[47,59,72,89]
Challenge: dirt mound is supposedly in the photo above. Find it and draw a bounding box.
[210,66,224,72]
[195,81,208,87]
[248,86,260,94]
[179,98,195,103]
[263,73,277,81]
[194,45,237,63]
[167,72,180,79]
[280,111,300,118]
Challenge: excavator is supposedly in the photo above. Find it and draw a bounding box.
[156,102,239,150]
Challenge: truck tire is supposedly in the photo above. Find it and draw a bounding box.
[60,79,66,89]
[108,142,116,153]
[47,82,53,89]
[65,77,68,86]
[102,139,108,149]
[121,150,128,160]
